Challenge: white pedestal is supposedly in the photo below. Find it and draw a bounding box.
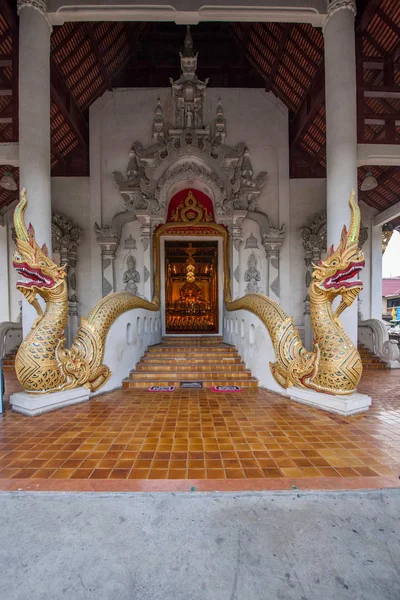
[10,386,90,416]
[289,387,371,416]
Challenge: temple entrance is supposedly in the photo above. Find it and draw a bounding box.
[164,240,219,334]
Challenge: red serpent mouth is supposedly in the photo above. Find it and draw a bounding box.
[323,261,365,290]
[13,261,55,288]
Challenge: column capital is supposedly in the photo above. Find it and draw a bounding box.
[17,0,52,31]
[323,0,356,32]
[94,223,119,258]
[262,224,286,258]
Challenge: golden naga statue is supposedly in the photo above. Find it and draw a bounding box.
[13,189,364,397]
[226,192,365,395]
[13,190,158,394]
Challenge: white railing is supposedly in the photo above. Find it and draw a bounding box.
[94,308,162,395]
[358,318,400,369]
[0,321,22,360]
[223,309,287,394]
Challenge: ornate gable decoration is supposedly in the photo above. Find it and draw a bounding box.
[170,190,213,224]
[113,27,267,220]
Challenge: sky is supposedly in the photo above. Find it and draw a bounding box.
[383,230,400,278]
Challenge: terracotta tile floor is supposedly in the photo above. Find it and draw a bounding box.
[1,369,400,491]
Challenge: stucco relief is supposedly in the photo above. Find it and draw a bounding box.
[123,256,140,294]
[112,27,268,225]
[244,253,262,295]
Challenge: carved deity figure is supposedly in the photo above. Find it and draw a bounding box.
[123,255,140,294]
[244,253,262,294]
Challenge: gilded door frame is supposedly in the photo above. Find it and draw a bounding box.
[152,223,232,334]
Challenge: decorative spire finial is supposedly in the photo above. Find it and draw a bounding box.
[183,25,194,57]
[215,97,226,143]
[152,97,164,143]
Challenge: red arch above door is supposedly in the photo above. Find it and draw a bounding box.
[167,188,215,223]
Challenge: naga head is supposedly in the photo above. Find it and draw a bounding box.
[312,191,365,305]
[13,189,67,300]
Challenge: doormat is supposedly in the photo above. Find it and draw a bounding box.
[148,386,175,392]
[180,381,203,389]
[212,385,242,392]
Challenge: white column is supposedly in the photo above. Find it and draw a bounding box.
[324,0,358,344]
[137,214,152,301]
[0,223,10,322]
[370,225,383,320]
[18,0,52,334]
[232,211,246,300]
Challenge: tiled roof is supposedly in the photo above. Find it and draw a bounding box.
[382,278,400,297]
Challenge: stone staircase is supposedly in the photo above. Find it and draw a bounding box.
[1,349,18,372]
[122,336,258,389]
[358,343,387,370]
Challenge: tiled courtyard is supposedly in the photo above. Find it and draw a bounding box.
[1,369,400,492]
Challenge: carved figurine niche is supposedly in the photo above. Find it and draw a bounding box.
[244,253,262,294]
[123,255,140,294]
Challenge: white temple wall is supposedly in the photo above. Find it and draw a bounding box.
[114,220,144,295]
[89,86,290,308]
[90,88,288,225]
[239,218,267,297]
[50,177,93,318]
[289,178,326,327]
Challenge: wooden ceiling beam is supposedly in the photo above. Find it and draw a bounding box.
[76,76,103,108]
[50,59,88,148]
[364,111,400,119]
[52,25,80,55]
[51,141,67,168]
[0,28,11,47]
[373,166,400,187]
[69,61,99,91]
[287,32,320,70]
[357,0,385,31]
[295,26,323,57]
[248,36,305,98]
[64,53,95,80]
[375,8,400,38]
[86,24,112,91]
[289,66,325,149]
[363,31,389,57]
[362,186,392,207]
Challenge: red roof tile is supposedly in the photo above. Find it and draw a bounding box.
[382,278,400,297]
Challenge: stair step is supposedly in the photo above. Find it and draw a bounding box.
[146,348,238,360]
[134,363,247,373]
[129,370,253,380]
[123,336,258,389]
[357,344,387,369]
[122,378,259,389]
[142,357,242,365]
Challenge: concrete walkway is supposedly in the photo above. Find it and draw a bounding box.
[0,490,399,600]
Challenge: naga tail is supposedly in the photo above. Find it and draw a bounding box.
[225,293,317,388]
[67,292,159,392]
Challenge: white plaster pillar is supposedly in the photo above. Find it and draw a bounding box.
[324,0,358,344]
[262,226,286,303]
[18,0,52,334]
[232,211,246,300]
[95,227,118,296]
[0,223,10,322]
[370,225,383,320]
[137,213,152,301]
